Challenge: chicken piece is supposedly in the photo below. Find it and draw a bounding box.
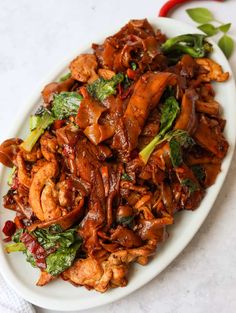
[196,58,229,82]
[63,255,129,292]
[110,225,143,248]
[98,68,115,80]
[16,152,31,188]
[70,54,98,83]
[195,100,220,116]
[0,138,21,167]
[112,72,177,161]
[28,198,84,231]
[40,132,58,161]
[36,271,56,286]
[29,162,58,221]
[41,179,62,221]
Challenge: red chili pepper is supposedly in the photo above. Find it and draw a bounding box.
[20,232,47,269]
[159,0,225,17]
[127,68,137,80]
[53,119,65,130]
[2,220,16,237]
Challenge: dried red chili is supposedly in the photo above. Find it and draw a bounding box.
[2,220,16,237]
[159,0,225,17]
[20,232,47,269]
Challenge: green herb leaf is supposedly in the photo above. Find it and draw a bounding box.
[186,8,214,24]
[169,139,182,168]
[218,34,234,58]
[218,23,231,33]
[117,216,135,228]
[87,73,124,101]
[191,165,206,182]
[169,132,194,168]
[121,173,132,181]
[198,24,218,36]
[181,178,198,194]
[130,62,137,71]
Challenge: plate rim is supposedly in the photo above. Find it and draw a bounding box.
[0,17,235,311]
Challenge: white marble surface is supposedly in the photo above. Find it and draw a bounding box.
[0,0,236,312]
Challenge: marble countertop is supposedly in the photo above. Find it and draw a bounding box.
[0,1,236,312]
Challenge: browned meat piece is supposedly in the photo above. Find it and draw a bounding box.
[194,115,228,159]
[28,198,84,231]
[112,72,177,161]
[0,138,22,167]
[62,255,128,292]
[203,163,221,187]
[110,225,143,248]
[41,78,75,104]
[70,54,98,83]
[195,58,229,82]
[16,152,31,188]
[195,100,220,116]
[36,271,56,286]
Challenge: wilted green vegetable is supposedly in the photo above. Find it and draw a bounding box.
[5,224,82,276]
[87,73,124,101]
[51,92,82,120]
[161,34,212,59]
[191,165,206,182]
[20,111,55,152]
[181,178,199,194]
[169,132,195,168]
[59,72,71,82]
[21,91,82,152]
[139,96,180,164]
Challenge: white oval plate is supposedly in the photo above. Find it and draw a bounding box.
[0,17,235,311]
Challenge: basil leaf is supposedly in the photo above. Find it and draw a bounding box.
[181,178,199,194]
[218,23,231,33]
[186,8,214,24]
[198,24,218,36]
[218,34,234,58]
[121,173,132,181]
[169,139,182,168]
[117,216,135,228]
[191,165,206,182]
[130,62,137,70]
[160,96,180,133]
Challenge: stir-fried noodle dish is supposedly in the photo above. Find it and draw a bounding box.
[0,19,229,292]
